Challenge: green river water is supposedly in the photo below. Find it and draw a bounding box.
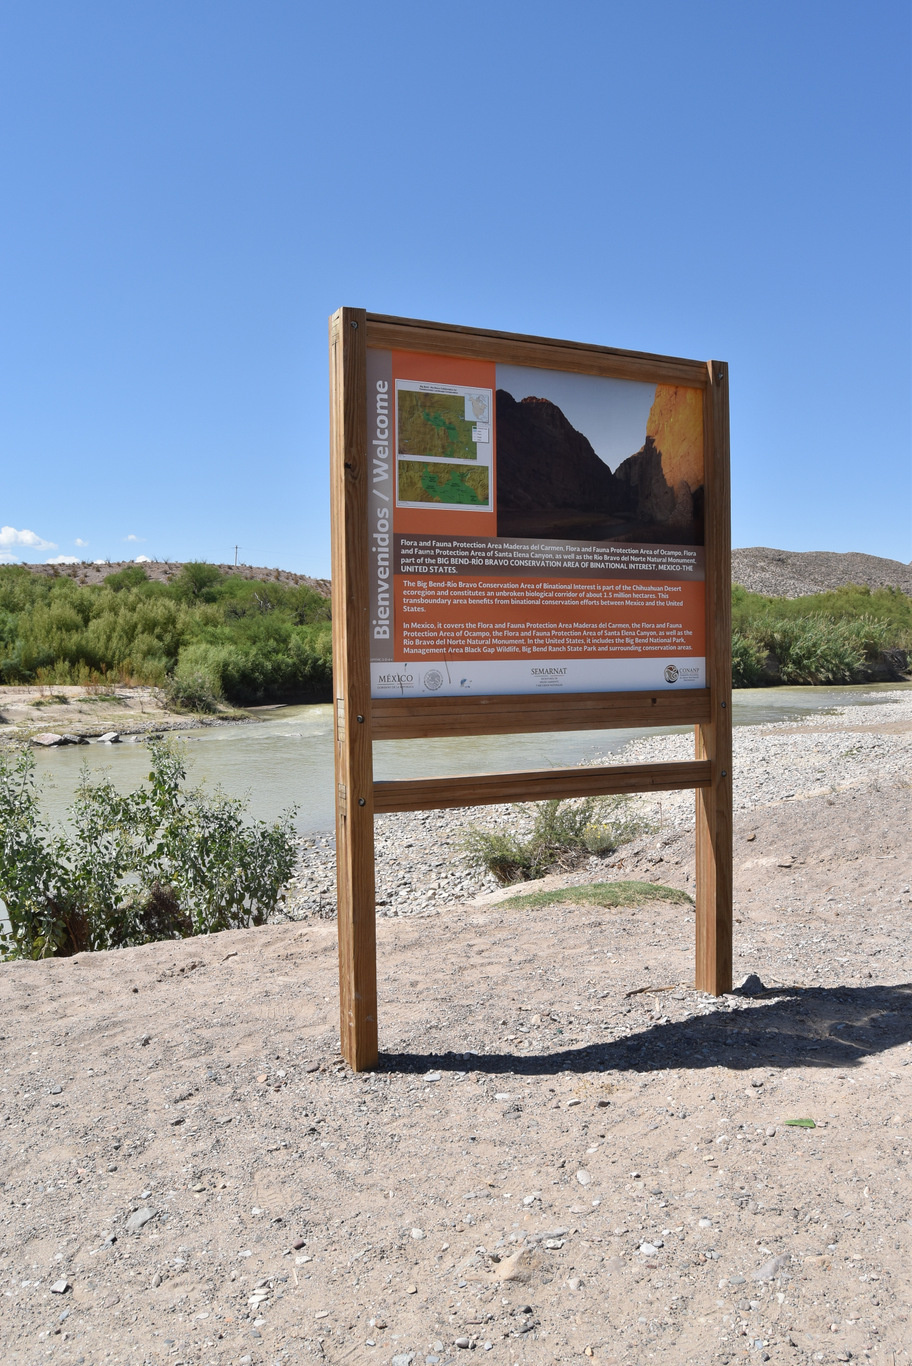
[25,683,910,835]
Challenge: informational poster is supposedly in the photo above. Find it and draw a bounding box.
[367,347,706,698]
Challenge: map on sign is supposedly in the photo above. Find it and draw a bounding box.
[397,459,489,506]
[396,380,492,461]
[398,391,478,460]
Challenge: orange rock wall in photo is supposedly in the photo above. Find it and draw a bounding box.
[647,385,704,491]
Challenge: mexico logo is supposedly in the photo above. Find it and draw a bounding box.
[663,664,680,683]
[423,669,444,691]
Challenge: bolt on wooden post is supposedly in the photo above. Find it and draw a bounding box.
[329,309,732,1069]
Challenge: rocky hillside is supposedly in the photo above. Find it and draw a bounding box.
[20,549,911,604]
[732,547,912,599]
[23,560,330,595]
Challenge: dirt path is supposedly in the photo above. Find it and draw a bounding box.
[0,723,910,1364]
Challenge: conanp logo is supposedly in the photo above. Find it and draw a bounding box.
[663,664,679,683]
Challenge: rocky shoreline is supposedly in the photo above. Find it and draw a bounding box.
[0,684,252,751]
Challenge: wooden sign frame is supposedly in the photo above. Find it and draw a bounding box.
[330,308,731,1071]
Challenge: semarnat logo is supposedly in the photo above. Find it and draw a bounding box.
[531,667,567,676]
[663,664,679,683]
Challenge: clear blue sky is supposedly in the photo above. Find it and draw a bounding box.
[1,1,909,576]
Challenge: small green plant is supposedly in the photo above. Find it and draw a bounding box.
[461,795,648,885]
[0,740,298,959]
[498,880,693,911]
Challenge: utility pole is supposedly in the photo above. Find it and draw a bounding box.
[233,545,241,567]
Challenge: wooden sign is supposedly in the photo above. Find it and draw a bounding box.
[330,308,731,1071]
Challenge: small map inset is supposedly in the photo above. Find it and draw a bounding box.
[398,391,479,462]
[464,392,490,423]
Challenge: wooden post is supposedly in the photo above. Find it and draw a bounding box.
[329,307,378,1070]
[695,360,733,994]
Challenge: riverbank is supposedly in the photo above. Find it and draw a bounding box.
[0,684,249,750]
[0,687,909,1363]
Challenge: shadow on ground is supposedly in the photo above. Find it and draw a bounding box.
[380,983,912,1076]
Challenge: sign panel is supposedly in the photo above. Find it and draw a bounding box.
[368,347,706,698]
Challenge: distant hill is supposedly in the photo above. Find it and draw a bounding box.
[732,548,912,599]
[23,550,910,605]
[23,561,331,596]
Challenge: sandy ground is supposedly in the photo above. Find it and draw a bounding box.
[0,686,245,748]
[0,703,910,1366]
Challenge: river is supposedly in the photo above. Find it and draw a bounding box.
[25,683,911,834]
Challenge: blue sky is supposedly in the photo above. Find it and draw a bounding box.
[1,1,909,576]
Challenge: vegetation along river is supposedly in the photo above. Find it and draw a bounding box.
[28,683,909,835]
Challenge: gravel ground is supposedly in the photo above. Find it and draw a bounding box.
[0,692,909,1366]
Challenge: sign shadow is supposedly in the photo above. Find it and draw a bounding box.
[378,982,912,1077]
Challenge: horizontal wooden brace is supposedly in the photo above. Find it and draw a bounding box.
[372,759,712,814]
[371,689,710,740]
[365,315,708,388]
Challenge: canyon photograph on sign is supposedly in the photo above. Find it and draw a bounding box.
[494,367,704,545]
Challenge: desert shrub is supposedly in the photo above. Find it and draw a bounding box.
[731,584,911,686]
[461,795,648,885]
[731,631,767,688]
[171,561,224,601]
[764,615,891,684]
[163,671,222,713]
[104,565,150,592]
[0,740,298,959]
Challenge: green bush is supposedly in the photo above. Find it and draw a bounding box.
[0,740,298,959]
[104,565,150,592]
[765,615,887,684]
[0,564,333,701]
[171,561,224,602]
[731,584,910,686]
[731,631,767,688]
[163,671,222,713]
[461,796,648,885]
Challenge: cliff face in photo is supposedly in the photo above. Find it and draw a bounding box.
[495,386,704,544]
[494,389,628,517]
